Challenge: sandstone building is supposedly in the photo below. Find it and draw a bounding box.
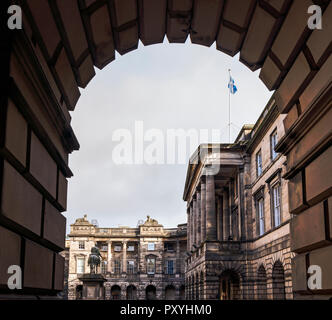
[66,215,187,300]
[1,1,331,299]
[184,96,294,300]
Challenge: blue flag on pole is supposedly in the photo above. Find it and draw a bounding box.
[228,76,238,94]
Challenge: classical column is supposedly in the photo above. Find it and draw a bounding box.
[223,188,230,241]
[205,172,217,240]
[217,196,223,241]
[196,189,201,245]
[187,207,190,252]
[107,240,112,273]
[176,240,180,274]
[239,167,246,240]
[189,202,193,251]
[122,241,127,273]
[200,177,206,242]
[193,196,197,246]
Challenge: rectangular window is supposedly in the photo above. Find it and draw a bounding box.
[147,258,156,274]
[164,242,174,251]
[101,261,107,274]
[113,260,121,274]
[270,130,278,160]
[147,243,155,251]
[114,245,122,252]
[256,151,263,177]
[165,260,174,275]
[77,257,85,274]
[272,184,281,227]
[258,198,265,236]
[127,261,135,274]
[127,245,135,252]
[78,241,85,250]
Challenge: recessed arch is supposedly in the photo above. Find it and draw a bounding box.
[145,285,157,300]
[272,260,286,300]
[126,285,137,300]
[165,284,176,300]
[111,285,121,300]
[257,265,268,300]
[219,269,241,300]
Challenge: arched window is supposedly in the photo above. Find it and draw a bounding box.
[126,285,137,300]
[272,261,285,300]
[257,265,267,300]
[165,285,176,300]
[146,285,156,300]
[111,285,121,300]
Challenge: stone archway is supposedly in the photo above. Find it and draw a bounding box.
[0,1,331,299]
[272,261,286,300]
[219,269,241,300]
[145,285,157,300]
[111,285,121,300]
[165,285,176,300]
[257,265,268,300]
[126,285,137,300]
[75,284,83,300]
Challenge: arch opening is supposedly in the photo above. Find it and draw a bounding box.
[126,285,137,300]
[146,285,157,300]
[111,285,121,300]
[256,265,267,300]
[219,270,241,300]
[165,285,176,300]
[272,261,286,300]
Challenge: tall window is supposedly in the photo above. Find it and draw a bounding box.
[101,261,107,274]
[258,198,265,236]
[114,245,122,252]
[127,245,135,252]
[77,257,85,274]
[272,184,281,227]
[164,242,174,251]
[147,257,156,274]
[113,260,121,274]
[165,260,174,275]
[127,261,135,274]
[148,243,155,251]
[270,130,278,160]
[256,150,263,177]
[78,241,85,250]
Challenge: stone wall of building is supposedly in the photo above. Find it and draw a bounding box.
[66,215,186,300]
[183,97,297,300]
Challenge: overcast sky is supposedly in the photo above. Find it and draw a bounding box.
[66,40,273,234]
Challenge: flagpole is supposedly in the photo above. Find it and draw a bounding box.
[228,69,231,143]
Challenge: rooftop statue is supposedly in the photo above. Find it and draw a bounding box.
[145,215,158,225]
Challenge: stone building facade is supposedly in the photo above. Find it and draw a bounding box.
[1,1,331,300]
[184,96,294,300]
[66,215,187,300]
